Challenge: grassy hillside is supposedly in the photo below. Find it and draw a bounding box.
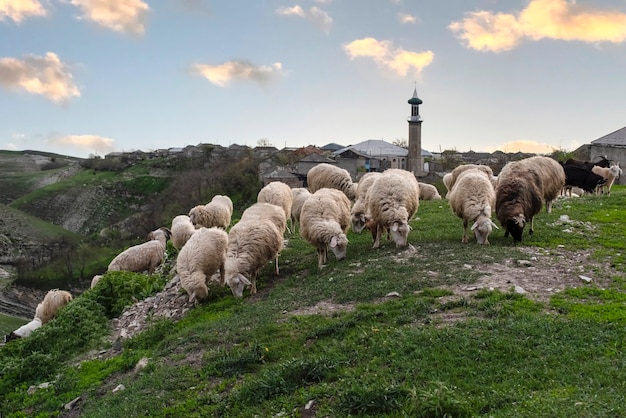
[1,187,625,417]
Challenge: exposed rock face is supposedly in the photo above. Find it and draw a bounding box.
[109,275,193,346]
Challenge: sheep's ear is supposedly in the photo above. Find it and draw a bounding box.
[491,221,500,230]
[391,222,399,232]
[330,236,338,248]
[239,274,252,286]
[359,214,366,223]
[471,222,478,231]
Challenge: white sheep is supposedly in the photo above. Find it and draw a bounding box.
[418,182,442,200]
[448,169,498,244]
[90,274,103,289]
[257,181,293,232]
[366,169,420,248]
[300,188,351,268]
[171,214,196,250]
[5,318,42,341]
[447,164,495,192]
[224,203,285,297]
[177,227,229,303]
[107,227,170,275]
[307,163,357,201]
[592,163,622,196]
[35,289,73,324]
[443,173,453,197]
[188,194,233,229]
[290,187,312,233]
[523,156,566,213]
[351,172,382,233]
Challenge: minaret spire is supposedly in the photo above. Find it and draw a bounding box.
[407,86,424,174]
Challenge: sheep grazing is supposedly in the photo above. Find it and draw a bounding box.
[171,214,196,250]
[366,169,420,248]
[224,203,285,297]
[257,181,293,232]
[447,164,494,192]
[495,160,544,243]
[108,227,171,275]
[290,187,312,233]
[35,289,73,324]
[442,172,453,197]
[307,163,357,201]
[523,156,566,213]
[188,194,233,230]
[418,182,442,200]
[592,163,622,196]
[177,227,229,303]
[300,188,352,268]
[5,317,42,342]
[448,169,498,244]
[351,172,382,233]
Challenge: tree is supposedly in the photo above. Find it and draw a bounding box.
[257,138,273,147]
[392,138,408,148]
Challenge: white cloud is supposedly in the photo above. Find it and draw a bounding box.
[0,52,80,103]
[450,0,626,52]
[398,13,416,24]
[488,140,557,154]
[50,134,115,152]
[69,0,150,35]
[191,60,284,87]
[6,142,18,150]
[0,0,46,23]
[275,5,332,33]
[343,37,434,77]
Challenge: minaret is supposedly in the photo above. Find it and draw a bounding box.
[407,87,423,175]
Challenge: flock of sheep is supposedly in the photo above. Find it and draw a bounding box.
[93,156,623,303]
[3,156,621,341]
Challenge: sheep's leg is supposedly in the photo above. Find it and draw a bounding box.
[546,200,552,213]
[529,217,535,236]
[219,264,225,286]
[274,256,280,275]
[462,220,468,243]
[251,272,258,295]
[372,224,381,249]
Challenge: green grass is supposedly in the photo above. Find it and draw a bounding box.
[1,186,626,417]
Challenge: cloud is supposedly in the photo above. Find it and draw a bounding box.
[488,140,557,154]
[0,0,46,23]
[6,142,18,150]
[50,134,115,152]
[343,37,434,76]
[275,5,332,32]
[0,52,80,103]
[449,0,626,52]
[191,60,284,87]
[69,0,150,35]
[398,13,417,24]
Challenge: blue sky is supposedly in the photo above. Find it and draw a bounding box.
[1,0,626,158]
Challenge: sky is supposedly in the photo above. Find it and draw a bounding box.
[1,0,626,159]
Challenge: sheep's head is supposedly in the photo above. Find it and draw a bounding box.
[329,234,349,260]
[471,216,499,245]
[351,213,368,234]
[506,214,526,243]
[390,220,411,248]
[610,163,622,178]
[225,273,251,298]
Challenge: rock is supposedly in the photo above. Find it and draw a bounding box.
[579,275,593,283]
[112,384,125,393]
[517,260,532,267]
[134,357,150,372]
[385,291,401,298]
[64,396,81,410]
[514,285,526,294]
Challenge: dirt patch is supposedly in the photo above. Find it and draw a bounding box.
[286,301,356,317]
[447,247,613,303]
